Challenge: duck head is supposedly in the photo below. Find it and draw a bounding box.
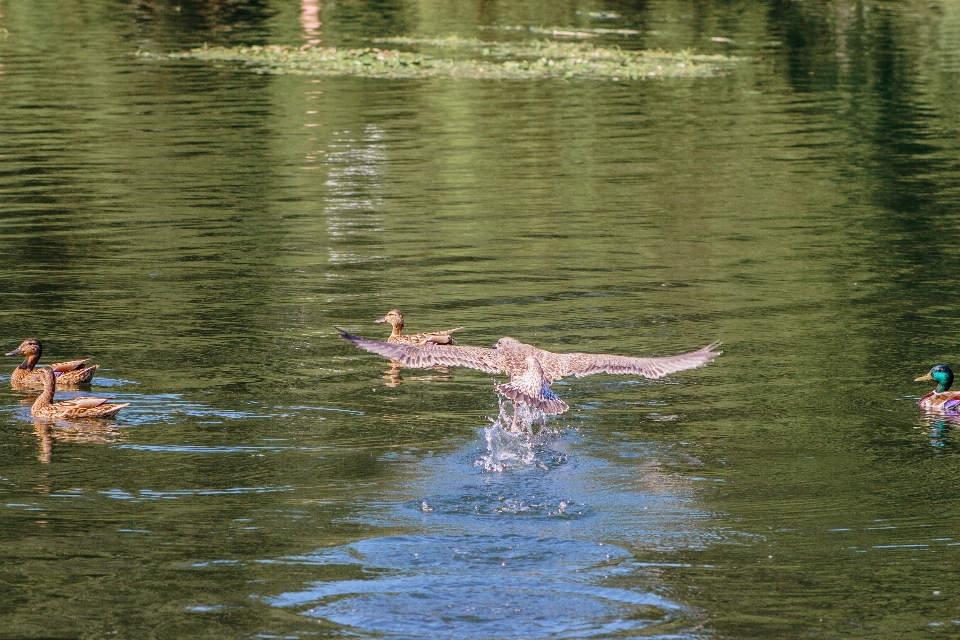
[916,365,954,393]
[6,338,42,369]
[375,309,404,330]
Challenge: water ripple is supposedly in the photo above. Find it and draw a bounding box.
[412,492,591,520]
[268,534,693,638]
[99,486,291,501]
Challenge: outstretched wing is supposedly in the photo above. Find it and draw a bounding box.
[337,328,502,373]
[558,341,722,379]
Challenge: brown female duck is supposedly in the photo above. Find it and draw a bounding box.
[6,338,98,388]
[30,366,128,420]
[375,309,463,345]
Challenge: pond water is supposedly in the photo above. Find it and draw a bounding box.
[3,1,960,637]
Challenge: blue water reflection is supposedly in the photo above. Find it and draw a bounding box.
[262,410,716,637]
[271,534,689,639]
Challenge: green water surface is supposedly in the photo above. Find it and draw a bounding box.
[2,0,960,637]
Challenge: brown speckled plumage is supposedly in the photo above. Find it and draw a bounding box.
[337,328,722,415]
[375,309,463,345]
[6,339,99,389]
[30,366,128,420]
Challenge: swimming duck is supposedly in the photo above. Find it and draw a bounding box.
[375,309,463,345]
[30,366,128,420]
[915,365,960,410]
[6,339,99,388]
[337,327,721,415]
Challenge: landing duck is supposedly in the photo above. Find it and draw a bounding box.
[6,338,98,388]
[30,366,128,420]
[915,365,960,410]
[337,328,721,415]
[375,309,463,345]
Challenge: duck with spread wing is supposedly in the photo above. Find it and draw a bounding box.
[336,328,721,415]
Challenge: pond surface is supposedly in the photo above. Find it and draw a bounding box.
[3,1,960,637]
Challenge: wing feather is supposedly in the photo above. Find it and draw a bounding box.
[63,396,110,408]
[337,328,502,373]
[496,360,569,415]
[559,341,722,379]
[49,358,93,373]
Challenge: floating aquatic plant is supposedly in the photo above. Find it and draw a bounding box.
[137,37,742,81]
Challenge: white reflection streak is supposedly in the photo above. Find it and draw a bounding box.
[325,126,386,264]
[300,0,321,45]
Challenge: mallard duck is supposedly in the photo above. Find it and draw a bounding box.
[30,366,128,420]
[375,309,463,345]
[6,338,98,388]
[915,365,960,410]
[337,327,721,415]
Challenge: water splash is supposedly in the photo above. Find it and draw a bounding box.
[491,394,552,433]
[476,396,564,472]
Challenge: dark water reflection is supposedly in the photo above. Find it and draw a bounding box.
[4,0,960,637]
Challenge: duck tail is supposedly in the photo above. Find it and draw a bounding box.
[496,381,568,415]
[95,402,130,418]
[63,364,99,384]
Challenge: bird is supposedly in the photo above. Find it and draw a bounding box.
[6,338,99,388]
[29,366,129,420]
[375,309,464,345]
[336,327,721,415]
[915,365,960,410]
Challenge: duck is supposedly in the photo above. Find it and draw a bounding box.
[6,338,98,388]
[30,366,128,420]
[915,365,960,410]
[337,327,721,416]
[375,309,463,345]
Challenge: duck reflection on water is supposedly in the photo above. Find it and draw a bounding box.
[380,361,455,388]
[32,420,125,464]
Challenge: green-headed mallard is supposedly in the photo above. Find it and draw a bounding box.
[337,328,721,415]
[30,366,128,420]
[6,338,98,389]
[375,309,463,345]
[915,365,960,410]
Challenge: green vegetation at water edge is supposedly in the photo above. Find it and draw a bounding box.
[138,38,743,80]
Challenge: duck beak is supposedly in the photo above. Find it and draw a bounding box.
[5,348,21,356]
[915,372,934,382]
[375,316,387,323]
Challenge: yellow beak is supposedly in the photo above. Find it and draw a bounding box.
[915,372,934,382]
